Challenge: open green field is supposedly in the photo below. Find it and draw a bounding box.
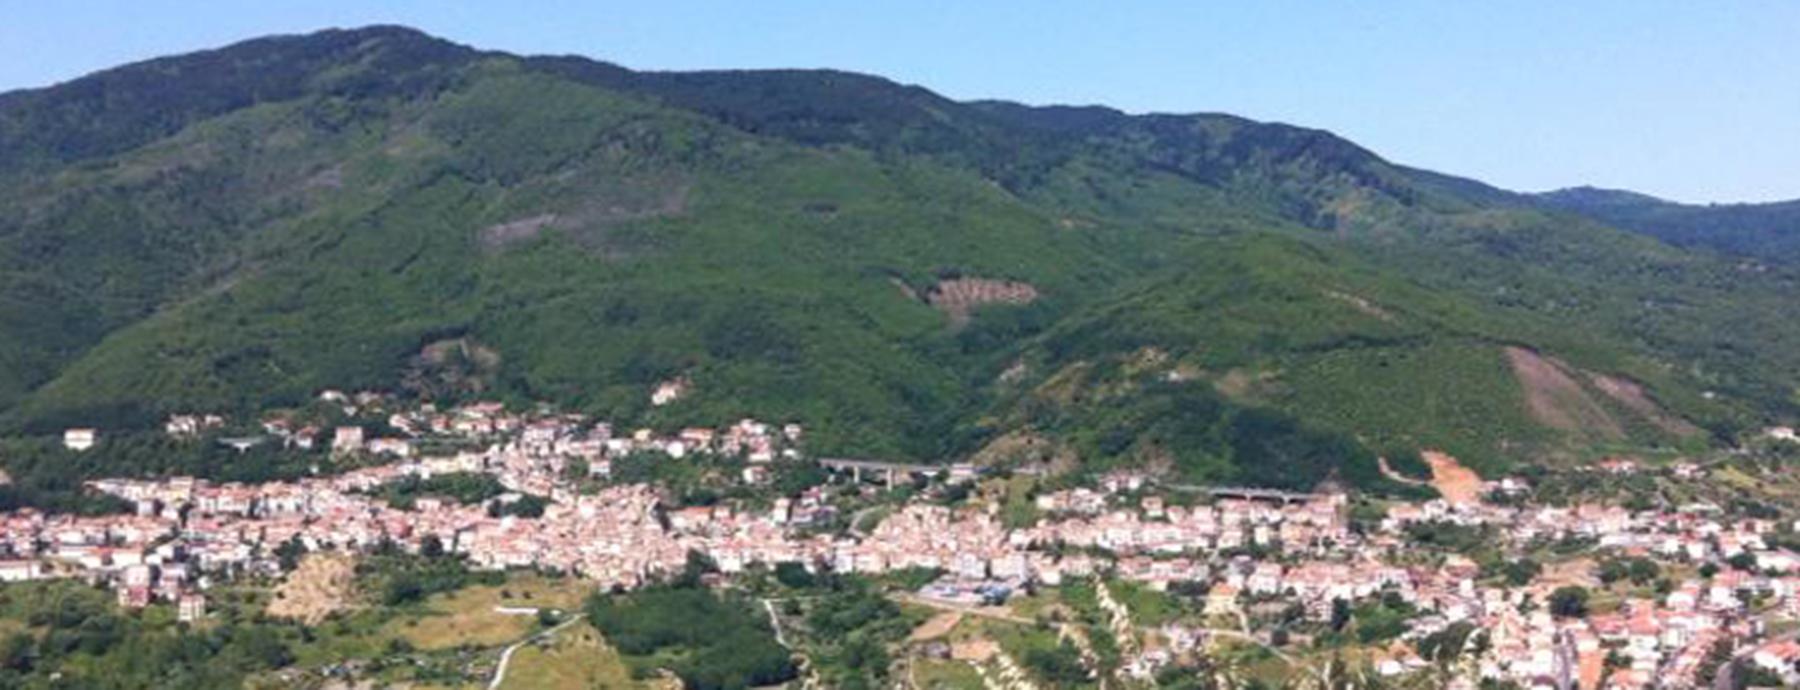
[387,574,594,650]
[910,658,985,690]
[498,624,658,690]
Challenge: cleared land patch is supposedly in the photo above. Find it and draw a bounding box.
[267,553,357,625]
[1323,289,1397,323]
[911,611,964,642]
[1421,451,1482,506]
[389,576,592,651]
[1587,373,1703,437]
[925,277,1039,326]
[1503,346,1624,440]
[498,625,655,690]
[479,213,560,249]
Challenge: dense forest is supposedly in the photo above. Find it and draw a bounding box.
[585,559,798,690]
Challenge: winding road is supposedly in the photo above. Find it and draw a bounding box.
[486,613,585,690]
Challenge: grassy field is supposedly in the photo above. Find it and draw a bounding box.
[387,574,594,650]
[990,474,1044,529]
[910,658,985,690]
[1002,588,1088,626]
[498,624,656,690]
[1104,580,1187,627]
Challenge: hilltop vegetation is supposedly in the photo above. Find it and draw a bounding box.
[1536,186,1800,264]
[2,26,1798,494]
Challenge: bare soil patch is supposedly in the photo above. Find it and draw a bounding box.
[1377,456,1430,485]
[1421,451,1483,506]
[889,276,921,302]
[479,213,560,249]
[971,430,1079,474]
[1323,290,1397,323]
[1538,557,1602,589]
[911,612,964,642]
[1587,373,1703,437]
[268,553,357,625]
[478,172,691,254]
[403,337,502,398]
[1212,368,1275,401]
[951,637,999,662]
[303,163,345,191]
[926,278,1039,327]
[1503,347,1623,439]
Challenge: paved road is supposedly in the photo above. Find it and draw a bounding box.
[487,614,584,690]
[762,598,793,648]
[1163,484,1325,503]
[1377,456,1432,487]
[894,592,1036,625]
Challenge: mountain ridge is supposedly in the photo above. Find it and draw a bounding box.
[1532,186,1800,263]
[3,25,1796,497]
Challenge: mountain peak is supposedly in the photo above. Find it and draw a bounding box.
[0,24,478,168]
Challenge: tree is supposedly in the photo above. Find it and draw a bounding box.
[1626,558,1660,585]
[672,550,718,589]
[585,585,797,690]
[274,535,307,572]
[0,634,34,673]
[1727,552,1758,572]
[489,494,549,518]
[1597,558,1629,585]
[1503,558,1542,587]
[1022,640,1089,686]
[1329,598,1352,633]
[420,534,445,559]
[1416,622,1476,663]
[773,561,815,589]
[1548,586,1589,619]
[1735,660,1785,688]
[1604,649,1627,671]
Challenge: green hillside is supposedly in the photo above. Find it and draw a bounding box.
[1534,186,1800,263]
[3,26,1797,495]
[4,57,1132,460]
[979,234,1720,478]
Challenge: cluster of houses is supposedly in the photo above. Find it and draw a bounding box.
[21,392,1800,688]
[879,470,1800,689]
[1362,468,1800,688]
[18,394,811,614]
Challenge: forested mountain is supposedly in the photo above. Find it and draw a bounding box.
[3,25,1797,491]
[1534,186,1800,264]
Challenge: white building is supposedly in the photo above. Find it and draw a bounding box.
[332,426,365,454]
[651,378,689,406]
[177,594,206,623]
[0,560,43,582]
[63,428,98,451]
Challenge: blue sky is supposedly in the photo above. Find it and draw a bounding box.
[3,1,1796,203]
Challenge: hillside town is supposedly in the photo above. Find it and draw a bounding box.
[5,391,1800,689]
